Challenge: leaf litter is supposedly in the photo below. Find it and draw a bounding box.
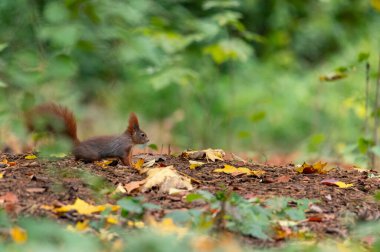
[0,153,379,248]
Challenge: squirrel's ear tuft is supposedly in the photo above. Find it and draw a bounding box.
[127,112,139,134]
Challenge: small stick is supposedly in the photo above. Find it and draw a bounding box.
[168,144,171,155]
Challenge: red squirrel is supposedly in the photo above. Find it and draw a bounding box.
[27,103,149,166]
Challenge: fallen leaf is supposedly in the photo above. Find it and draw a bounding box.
[0,159,16,167]
[95,160,114,168]
[189,160,205,170]
[53,198,120,215]
[127,220,145,228]
[181,149,225,162]
[10,226,27,244]
[0,172,4,179]
[106,216,119,225]
[0,192,19,213]
[142,166,193,193]
[308,216,323,222]
[147,217,188,237]
[321,179,354,188]
[113,183,127,194]
[168,188,189,195]
[25,155,37,160]
[143,159,156,168]
[134,158,145,170]
[295,161,330,174]
[124,179,147,194]
[214,164,265,177]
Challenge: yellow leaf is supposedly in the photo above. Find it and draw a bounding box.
[204,148,224,161]
[106,216,119,225]
[214,164,265,177]
[372,0,380,11]
[147,217,187,237]
[10,226,27,244]
[53,198,119,215]
[295,161,329,174]
[75,220,89,231]
[25,155,37,160]
[334,181,354,189]
[134,158,145,170]
[0,172,4,179]
[95,160,114,168]
[127,220,145,228]
[189,160,204,170]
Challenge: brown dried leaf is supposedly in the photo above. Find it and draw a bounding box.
[124,179,147,194]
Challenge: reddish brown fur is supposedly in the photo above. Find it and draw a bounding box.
[28,103,80,145]
[127,112,139,134]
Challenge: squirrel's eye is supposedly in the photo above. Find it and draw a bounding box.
[141,133,145,137]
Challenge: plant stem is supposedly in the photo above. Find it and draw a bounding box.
[372,54,380,170]
[365,62,371,169]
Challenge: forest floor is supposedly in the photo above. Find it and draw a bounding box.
[0,152,380,248]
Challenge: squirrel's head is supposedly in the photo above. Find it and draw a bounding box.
[127,112,149,144]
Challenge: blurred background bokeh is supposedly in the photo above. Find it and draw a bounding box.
[1,0,380,166]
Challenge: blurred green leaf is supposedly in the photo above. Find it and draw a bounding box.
[44,2,70,23]
[358,137,373,154]
[203,0,240,10]
[0,80,7,87]
[0,43,8,52]
[238,130,250,138]
[357,52,370,63]
[148,144,158,150]
[307,133,325,152]
[203,38,252,64]
[250,111,266,122]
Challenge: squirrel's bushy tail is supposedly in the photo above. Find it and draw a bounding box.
[26,103,80,145]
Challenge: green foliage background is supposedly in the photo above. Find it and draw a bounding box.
[1,0,380,162]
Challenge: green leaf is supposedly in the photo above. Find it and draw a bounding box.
[117,198,143,214]
[0,80,7,88]
[203,39,252,64]
[165,210,192,224]
[250,111,266,122]
[44,2,70,23]
[237,131,250,139]
[358,137,373,154]
[186,190,214,202]
[375,191,380,201]
[285,208,305,221]
[0,43,8,52]
[357,52,370,63]
[142,202,161,210]
[203,0,240,10]
[265,197,288,212]
[148,144,158,150]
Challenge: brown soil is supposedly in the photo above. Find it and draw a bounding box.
[1,153,380,247]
